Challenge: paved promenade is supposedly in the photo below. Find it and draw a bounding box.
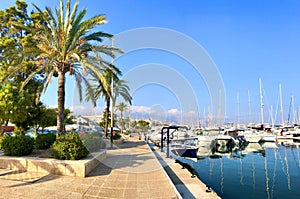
[0,137,219,198]
[0,138,179,199]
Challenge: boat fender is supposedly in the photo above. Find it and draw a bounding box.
[206,185,212,193]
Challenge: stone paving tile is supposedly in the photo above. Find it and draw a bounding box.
[83,185,100,197]
[123,189,139,198]
[126,173,138,181]
[98,187,124,198]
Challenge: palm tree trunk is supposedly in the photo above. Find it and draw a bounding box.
[104,98,110,137]
[57,71,65,138]
[120,111,123,133]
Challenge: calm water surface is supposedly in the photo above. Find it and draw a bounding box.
[180,142,300,199]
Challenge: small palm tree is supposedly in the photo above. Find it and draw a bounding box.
[116,102,128,133]
[88,69,132,137]
[116,102,128,122]
[2,0,120,137]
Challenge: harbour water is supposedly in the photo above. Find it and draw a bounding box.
[179,141,300,199]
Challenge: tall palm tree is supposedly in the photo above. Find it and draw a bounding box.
[2,0,120,137]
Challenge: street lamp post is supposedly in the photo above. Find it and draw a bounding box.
[110,38,114,148]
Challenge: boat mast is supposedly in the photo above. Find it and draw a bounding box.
[292,95,296,125]
[279,84,284,127]
[248,89,252,126]
[288,96,292,125]
[270,105,274,127]
[237,92,240,128]
[287,95,296,125]
[259,78,264,125]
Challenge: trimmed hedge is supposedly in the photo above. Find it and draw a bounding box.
[50,133,89,160]
[2,135,34,156]
[81,132,105,152]
[35,133,56,149]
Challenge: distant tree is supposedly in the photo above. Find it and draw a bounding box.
[122,116,131,132]
[38,107,57,133]
[116,102,128,133]
[131,120,150,133]
[63,108,75,124]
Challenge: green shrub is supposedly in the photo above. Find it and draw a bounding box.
[2,135,34,156]
[51,133,89,160]
[123,131,129,135]
[35,133,56,149]
[0,135,5,150]
[81,132,105,152]
[113,132,122,140]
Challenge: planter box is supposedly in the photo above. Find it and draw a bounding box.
[0,150,106,177]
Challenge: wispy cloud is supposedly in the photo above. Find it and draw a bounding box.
[167,108,180,115]
[70,105,105,115]
[130,106,152,113]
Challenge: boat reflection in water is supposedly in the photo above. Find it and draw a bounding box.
[177,140,300,199]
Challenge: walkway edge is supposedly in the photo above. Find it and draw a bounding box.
[146,142,183,199]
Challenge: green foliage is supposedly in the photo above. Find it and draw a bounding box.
[0,135,5,149]
[50,133,89,160]
[131,120,151,133]
[1,0,120,137]
[38,108,57,131]
[116,102,130,133]
[64,108,75,124]
[81,132,105,152]
[113,132,122,140]
[2,135,34,156]
[123,131,129,135]
[0,0,44,134]
[35,133,56,149]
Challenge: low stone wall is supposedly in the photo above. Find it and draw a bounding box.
[0,150,106,177]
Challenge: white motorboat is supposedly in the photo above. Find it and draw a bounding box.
[194,135,214,147]
[261,134,277,142]
[243,131,264,143]
[211,135,236,153]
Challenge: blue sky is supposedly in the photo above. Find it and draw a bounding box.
[2,0,300,125]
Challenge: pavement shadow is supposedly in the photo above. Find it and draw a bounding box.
[6,173,61,188]
[88,140,160,176]
[87,162,112,177]
[107,139,147,149]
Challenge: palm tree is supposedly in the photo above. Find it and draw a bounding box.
[116,102,128,133]
[116,102,128,122]
[2,0,120,137]
[88,69,132,137]
[110,79,132,136]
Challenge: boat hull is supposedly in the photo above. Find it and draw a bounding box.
[171,148,198,158]
[261,135,276,142]
[243,134,263,143]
